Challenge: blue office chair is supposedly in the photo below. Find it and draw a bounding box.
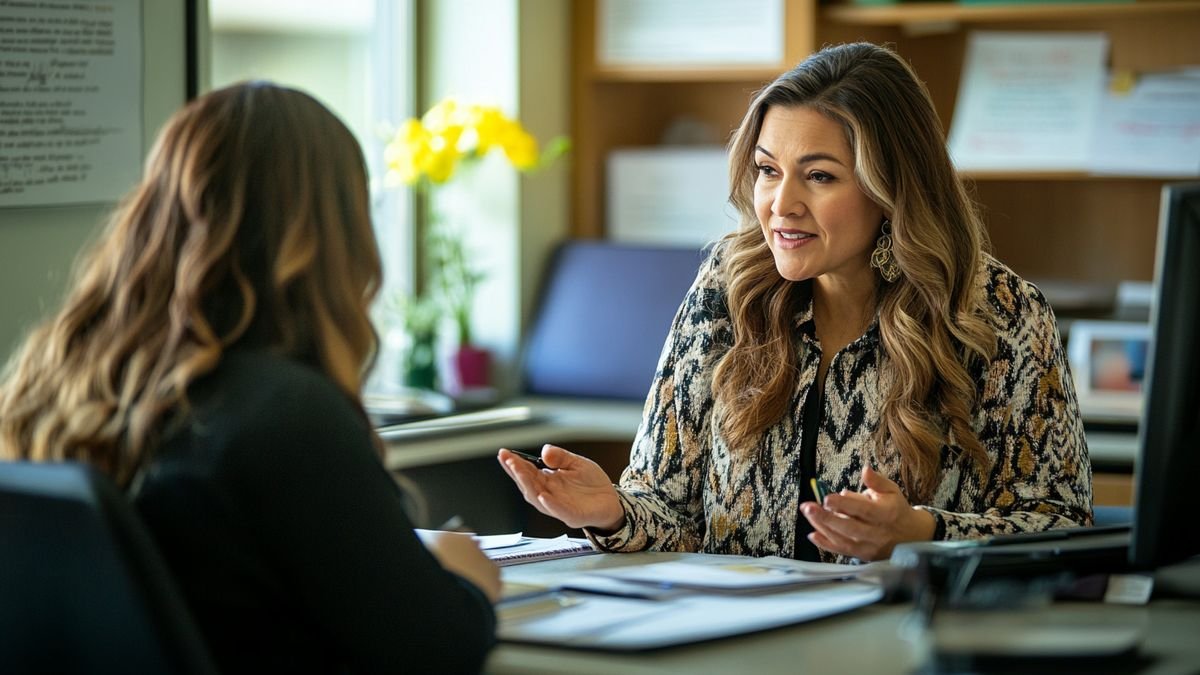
[0,461,218,675]
[522,241,708,400]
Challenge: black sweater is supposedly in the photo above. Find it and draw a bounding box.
[132,350,495,674]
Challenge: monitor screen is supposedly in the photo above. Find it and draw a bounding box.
[1130,182,1200,569]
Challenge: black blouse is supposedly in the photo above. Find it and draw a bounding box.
[132,349,495,674]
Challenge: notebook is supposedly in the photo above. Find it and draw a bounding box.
[485,535,598,567]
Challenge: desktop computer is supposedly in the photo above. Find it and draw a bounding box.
[1130,182,1200,569]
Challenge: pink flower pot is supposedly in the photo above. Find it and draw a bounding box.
[452,345,491,392]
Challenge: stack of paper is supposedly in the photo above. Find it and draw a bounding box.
[948,31,1200,176]
[586,556,864,592]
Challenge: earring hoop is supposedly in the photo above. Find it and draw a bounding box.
[870,219,901,283]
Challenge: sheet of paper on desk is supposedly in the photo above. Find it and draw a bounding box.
[412,530,525,550]
[473,533,525,550]
[499,582,884,650]
[589,555,868,590]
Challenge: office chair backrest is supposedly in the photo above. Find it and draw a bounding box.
[0,461,218,675]
[522,241,707,400]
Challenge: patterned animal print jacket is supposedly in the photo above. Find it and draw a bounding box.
[589,243,1093,563]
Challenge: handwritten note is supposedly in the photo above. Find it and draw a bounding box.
[0,0,143,207]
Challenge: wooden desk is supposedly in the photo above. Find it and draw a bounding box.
[487,553,1200,675]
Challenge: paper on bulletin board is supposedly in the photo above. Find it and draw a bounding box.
[0,0,143,207]
[1087,69,1200,177]
[948,32,1109,172]
[607,146,738,247]
[597,0,783,67]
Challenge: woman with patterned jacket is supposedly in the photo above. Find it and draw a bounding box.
[499,42,1092,563]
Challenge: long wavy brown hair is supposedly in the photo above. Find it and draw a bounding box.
[0,82,382,487]
[715,43,997,501]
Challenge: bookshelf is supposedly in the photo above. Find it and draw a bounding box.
[568,1,1200,504]
[569,0,1200,284]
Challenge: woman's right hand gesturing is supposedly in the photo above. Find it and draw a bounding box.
[497,445,625,532]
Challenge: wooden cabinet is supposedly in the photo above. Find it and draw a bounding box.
[569,0,1200,284]
[569,0,819,241]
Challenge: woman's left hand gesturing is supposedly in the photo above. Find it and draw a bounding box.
[800,465,936,561]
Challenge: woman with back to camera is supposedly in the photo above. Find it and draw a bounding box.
[499,42,1092,563]
[0,82,499,673]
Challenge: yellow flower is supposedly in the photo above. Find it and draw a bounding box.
[384,97,560,186]
[383,118,430,187]
[500,124,538,169]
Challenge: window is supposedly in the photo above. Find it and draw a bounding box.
[208,0,415,388]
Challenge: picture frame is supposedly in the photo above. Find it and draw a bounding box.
[1066,320,1152,423]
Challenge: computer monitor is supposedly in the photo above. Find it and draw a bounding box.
[1130,182,1200,569]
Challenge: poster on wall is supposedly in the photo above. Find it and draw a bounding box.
[0,0,143,208]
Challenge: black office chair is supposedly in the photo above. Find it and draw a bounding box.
[0,461,218,675]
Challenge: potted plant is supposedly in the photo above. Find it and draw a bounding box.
[425,221,489,393]
[384,98,568,396]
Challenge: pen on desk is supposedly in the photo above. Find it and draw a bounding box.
[509,449,549,470]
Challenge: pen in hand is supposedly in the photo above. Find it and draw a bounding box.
[810,478,833,504]
[509,449,550,470]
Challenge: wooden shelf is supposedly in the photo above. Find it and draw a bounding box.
[570,0,1199,282]
[824,1,1200,26]
[961,171,1194,181]
[589,66,783,83]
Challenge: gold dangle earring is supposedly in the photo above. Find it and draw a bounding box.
[870,219,900,283]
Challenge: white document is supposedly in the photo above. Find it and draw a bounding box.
[1088,70,1200,177]
[0,0,144,206]
[948,32,1109,171]
[412,530,524,550]
[607,146,737,246]
[591,556,864,590]
[499,582,884,649]
[472,533,525,550]
[597,0,783,67]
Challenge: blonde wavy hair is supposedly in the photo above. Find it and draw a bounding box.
[715,43,997,501]
[0,82,382,487]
